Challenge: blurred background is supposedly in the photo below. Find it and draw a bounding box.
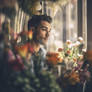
[0,0,91,52]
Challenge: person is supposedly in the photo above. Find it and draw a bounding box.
[27,14,52,53]
[28,14,52,72]
[15,14,52,72]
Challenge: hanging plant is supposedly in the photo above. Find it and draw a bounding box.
[17,0,41,16]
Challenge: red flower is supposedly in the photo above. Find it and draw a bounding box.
[58,48,63,52]
[73,58,77,62]
[66,50,71,55]
[28,43,34,54]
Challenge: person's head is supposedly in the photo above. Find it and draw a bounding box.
[28,14,52,45]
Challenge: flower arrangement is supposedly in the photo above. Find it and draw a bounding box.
[57,37,90,86]
[46,37,84,67]
[47,37,90,86]
[58,37,85,70]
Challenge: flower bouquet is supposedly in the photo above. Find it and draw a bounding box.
[46,37,90,86]
[57,37,91,86]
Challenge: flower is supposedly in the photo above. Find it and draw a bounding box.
[27,30,33,40]
[58,48,63,52]
[75,41,81,46]
[66,50,71,55]
[82,48,86,52]
[78,37,83,43]
[46,52,63,65]
[66,40,72,45]
[15,44,28,58]
[48,37,85,68]
[78,54,84,60]
[73,58,77,62]
[56,37,91,86]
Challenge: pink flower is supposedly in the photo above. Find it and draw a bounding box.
[8,50,24,71]
[8,49,16,62]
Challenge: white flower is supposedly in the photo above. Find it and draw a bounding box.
[77,54,82,57]
[73,62,78,67]
[82,48,87,52]
[66,40,72,45]
[78,37,83,43]
[68,44,73,48]
[75,41,81,46]
[78,54,83,59]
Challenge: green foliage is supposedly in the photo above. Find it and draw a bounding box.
[8,65,62,92]
[0,52,62,92]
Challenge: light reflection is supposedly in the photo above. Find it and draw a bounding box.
[46,0,78,52]
[69,23,74,29]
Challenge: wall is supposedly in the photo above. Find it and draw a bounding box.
[87,0,92,50]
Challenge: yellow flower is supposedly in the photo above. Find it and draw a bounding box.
[27,30,33,39]
[58,53,63,63]
[15,44,28,58]
[66,40,72,45]
[78,37,83,43]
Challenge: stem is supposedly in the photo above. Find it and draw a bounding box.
[83,80,86,92]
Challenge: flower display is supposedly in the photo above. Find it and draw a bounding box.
[57,37,85,70]
[56,37,90,86]
[46,52,63,65]
[46,37,90,86]
[0,20,91,91]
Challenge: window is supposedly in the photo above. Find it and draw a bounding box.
[42,0,87,51]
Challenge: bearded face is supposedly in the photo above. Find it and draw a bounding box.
[33,20,51,45]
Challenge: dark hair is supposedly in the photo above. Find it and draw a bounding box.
[28,14,52,30]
